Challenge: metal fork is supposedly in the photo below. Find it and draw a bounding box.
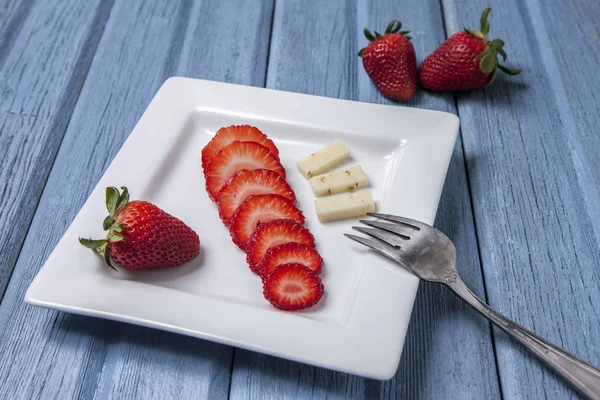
[345,212,600,400]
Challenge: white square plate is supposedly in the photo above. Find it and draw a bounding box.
[25,78,459,379]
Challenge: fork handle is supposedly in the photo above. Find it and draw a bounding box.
[446,276,600,400]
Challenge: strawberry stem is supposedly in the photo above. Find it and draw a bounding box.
[480,7,491,38]
[490,39,507,60]
[106,186,119,215]
[385,20,402,34]
[498,64,522,75]
[79,238,107,253]
[385,21,396,34]
[464,8,522,80]
[364,28,375,41]
[360,20,412,53]
[78,186,131,271]
[78,237,117,271]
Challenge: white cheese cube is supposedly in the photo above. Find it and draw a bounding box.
[309,165,369,197]
[315,191,376,223]
[297,140,350,178]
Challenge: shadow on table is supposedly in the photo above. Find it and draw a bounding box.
[454,76,530,107]
[410,74,530,109]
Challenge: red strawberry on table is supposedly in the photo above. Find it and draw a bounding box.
[418,8,521,92]
[217,169,295,225]
[246,219,316,274]
[79,186,200,270]
[263,263,324,311]
[204,141,285,201]
[358,20,417,101]
[229,194,304,251]
[201,125,279,170]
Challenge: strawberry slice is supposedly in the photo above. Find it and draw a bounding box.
[246,220,315,274]
[230,195,304,251]
[263,263,324,311]
[217,169,295,225]
[204,141,285,201]
[201,125,279,170]
[260,243,322,279]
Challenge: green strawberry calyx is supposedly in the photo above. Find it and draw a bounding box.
[358,20,411,57]
[464,8,522,83]
[78,186,130,271]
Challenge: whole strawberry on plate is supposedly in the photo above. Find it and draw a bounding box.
[79,186,200,270]
[358,20,416,102]
[418,8,521,91]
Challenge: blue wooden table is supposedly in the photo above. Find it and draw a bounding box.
[1,0,598,398]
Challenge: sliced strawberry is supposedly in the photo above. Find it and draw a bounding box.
[246,220,315,274]
[201,125,279,170]
[230,195,304,251]
[260,243,322,279]
[217,169,295,225]
[263,263,324,311]
[204,141,285,201]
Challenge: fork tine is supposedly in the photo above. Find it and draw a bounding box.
[351,226,404,247]
[367,212,428,230]
[359,219,412,239]
[343,233,400,263]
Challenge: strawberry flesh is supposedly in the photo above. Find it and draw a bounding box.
[201,125,279,170]
[198,124,327,312]
[230,194,304,251]
[260,242,322,280]
[246,220,315,274]
[263,263,324,311]
[217,169,295,225]
[204,141,285,201]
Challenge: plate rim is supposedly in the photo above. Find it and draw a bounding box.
[25,77,459,380]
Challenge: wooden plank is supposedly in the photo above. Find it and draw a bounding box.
[0,0,113,299]
[229,1,501,398]
[0,0,273,398]
[176,0,274,86]
[440,0,600,398]
[534,0,600,247]
[0,0,35,70]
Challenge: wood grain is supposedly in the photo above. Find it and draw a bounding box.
[0,0,113,300]
[0,0,273,398]
[229,1,501,398]
[0,0,35,70]
[176,0,274,85]
[0,0,598,398]
[441,0,600,398]
[535,0,600,246]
